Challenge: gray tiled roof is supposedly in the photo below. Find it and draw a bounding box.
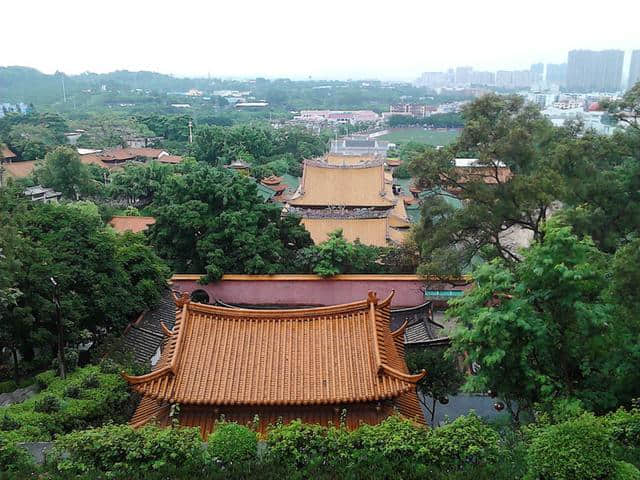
[123,289,177,366]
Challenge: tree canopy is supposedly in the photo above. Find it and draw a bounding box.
[147,162,312,282]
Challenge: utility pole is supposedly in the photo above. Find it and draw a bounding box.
[61,75,67,103]
[50,277,65,379]
[188,120,193,144]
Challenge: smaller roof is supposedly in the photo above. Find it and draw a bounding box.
[1,146,17,160]
[261,175,283,186]
[2,160,37,179]
[108,216,156,233]
[157,155,182,164]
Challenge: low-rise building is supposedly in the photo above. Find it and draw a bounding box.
[23,185,62,203]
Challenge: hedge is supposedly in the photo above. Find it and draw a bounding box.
[0,365,133,444]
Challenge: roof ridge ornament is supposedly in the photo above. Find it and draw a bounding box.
[367,291,378,306]
[173,291,191,307]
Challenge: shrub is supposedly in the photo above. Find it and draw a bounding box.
[52,424,204,479]
[99,358,120,374]
[81,372,100,389]
[0,365,132,443]
[34,395,61,413]
[612,461,640,480]
[606,408,640,447]
[0,434,35,473]
[0,380,18,394]
[35,370,57,390]
[0,413,20,432]
[206,422,258,473]
[347,416,430,478]
[526,414,615,480]
[265,420,349,477]
[426,413,502,471]
[64,384,82,399]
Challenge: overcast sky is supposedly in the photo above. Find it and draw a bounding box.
[2,0,638,80]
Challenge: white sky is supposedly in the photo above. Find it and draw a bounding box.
[2,0,639,80]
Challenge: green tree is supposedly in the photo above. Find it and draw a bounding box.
[448,222,621,424]
[147,162,312,281]
[409,94,562,277]
[293,229,386,277]
[406,347,464,427]
[0,199,170,374]
[108,161,175,206]
[36,146,92,199]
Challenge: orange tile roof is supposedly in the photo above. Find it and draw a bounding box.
[290,160,394,207]
[1,146,17,160]
[451,166,512,185]
[2,160,38,179]
[124,292,424,407]
[158,155,182,164]
[108,216,156,233]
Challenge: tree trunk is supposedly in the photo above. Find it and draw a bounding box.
[11,347,19,384]
[57,315,65,379]
[431,397,437,427]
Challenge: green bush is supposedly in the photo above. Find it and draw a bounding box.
[0,413,20,432]
[0,434,35,473]
[347,415,430,478]
[34,395,61,413]
[265,420,350,478]
[612,461,640,480]
[64,384,81,399]
[35,370,57,390]
[81,372,100,389]
[526,414,615,480]
[426,413,502,471]
[0,365,132,443]
[606,408,640,447]
[52,424,204,479]
[206,422,258,474]
[0,380,18,394]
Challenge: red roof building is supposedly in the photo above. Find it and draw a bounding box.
[124,291,426,437]
[108,216,156,233]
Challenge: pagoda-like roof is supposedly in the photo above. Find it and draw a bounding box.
[123,291,424,407]
[289,160,394,208]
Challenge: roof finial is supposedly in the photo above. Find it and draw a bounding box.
[367,291,378,306]
[174,291,191,307]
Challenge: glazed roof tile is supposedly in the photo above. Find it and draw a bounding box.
[124,291,424,406]
[290,160,393,207]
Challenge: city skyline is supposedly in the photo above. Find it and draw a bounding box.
[1,0,639,81]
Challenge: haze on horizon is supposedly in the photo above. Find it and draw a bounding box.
[2,0,639,81]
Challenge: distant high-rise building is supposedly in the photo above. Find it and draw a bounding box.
[546,63,567,87]
[471,70,495,86]
[496,70,532,89]
[455,66,473,85]
[629,50,640,88]
[530,63,544,84]
[567,50,624,92]
[416,71,448,87]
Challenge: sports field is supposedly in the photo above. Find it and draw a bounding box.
[380,128,460,146]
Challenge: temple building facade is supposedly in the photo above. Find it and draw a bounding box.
[287,155,411,247]
[124,290,426,437]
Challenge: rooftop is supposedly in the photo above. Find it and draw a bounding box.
[124,291,424,408]
[108,216,156,233]
[290,160,393,208]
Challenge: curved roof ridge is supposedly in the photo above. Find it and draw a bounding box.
[187,296,373,317]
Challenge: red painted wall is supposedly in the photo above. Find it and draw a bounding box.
[171,275,469,308]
